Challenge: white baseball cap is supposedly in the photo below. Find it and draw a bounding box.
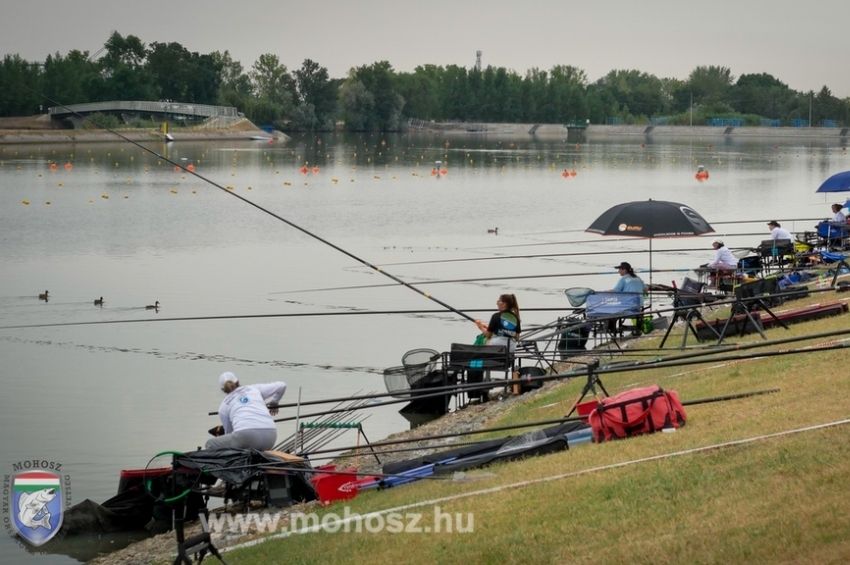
[218,371,238,388]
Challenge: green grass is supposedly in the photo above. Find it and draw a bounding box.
[226,291,850,564]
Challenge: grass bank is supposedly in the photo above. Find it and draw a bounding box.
[230,291,850,563]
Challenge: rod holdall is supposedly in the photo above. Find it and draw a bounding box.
[588,385,686,443]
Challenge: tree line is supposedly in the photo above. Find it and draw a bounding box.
[1,31,848,131]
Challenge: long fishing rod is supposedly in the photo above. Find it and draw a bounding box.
[300,416,583,456]
[511,218,823,237]
[0,306,574,331]
[375,247,749,268]
[467,231,790,250]
[270,330,850,424]
[204,290,850,417]
[272,268,691,295]
[303,388,780,458]
[30,92,476,324]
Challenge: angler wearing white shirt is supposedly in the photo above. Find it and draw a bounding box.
[707,239,737,270]
[831,204,846,224]
[206,371,286,450]
[767,220,793,241]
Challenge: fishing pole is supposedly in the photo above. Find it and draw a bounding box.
[375,247,751,268]
[511,218,823,237]
[467,231,794,250]
[300,416,584,456]
[0,307,570,331]
[29,92,477,324]
[205,292,850,417]
[305,388,781,460]
[272,268,692,295]
[270,329,850,423]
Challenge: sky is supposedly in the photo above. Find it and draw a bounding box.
[1,0,847,97]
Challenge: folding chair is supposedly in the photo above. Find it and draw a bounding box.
[448,343,512,403]
[758,239,794,274]
[585,292,643,348]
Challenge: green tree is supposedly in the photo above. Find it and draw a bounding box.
[97,32,156,100]
[293,59,336,129]
[687,65,734,107]
[42,50,100,106]
[210,50,253,109]
[343,61,404,131]
[338,78,374,131]
[0,54,42,116]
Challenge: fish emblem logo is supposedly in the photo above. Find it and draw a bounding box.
[11,471,64,546]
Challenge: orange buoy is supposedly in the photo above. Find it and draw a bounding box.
[173,165,181,172]
[311,166,320,174]
[299,165,309,175]
[49,163,58,171]
[439,168,448,175]
[569,169,577,177]
[430,168,438,176]
[561,169,570,178]
[186,163,195,172]
[63,162,73,171]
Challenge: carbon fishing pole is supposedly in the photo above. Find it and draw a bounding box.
[204,291,850,417]
[467,231,793,250]
[0,307,576,331]
[374,246,752,268]
[268,329,850,423]
[272,268,692,295]
[300,416,583,457]
[28,92,477,324]
[510,218,823,237]
[304,388,781,459]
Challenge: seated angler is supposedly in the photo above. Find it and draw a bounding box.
[206,372,286,451]
[704,239,738,286]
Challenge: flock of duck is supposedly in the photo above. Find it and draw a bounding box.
[37,290,159,311]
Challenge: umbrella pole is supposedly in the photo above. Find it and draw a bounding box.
[648,239,653,308]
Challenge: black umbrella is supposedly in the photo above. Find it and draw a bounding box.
[586,200,715,299]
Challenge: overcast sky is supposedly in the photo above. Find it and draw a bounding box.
[2,0,846,96]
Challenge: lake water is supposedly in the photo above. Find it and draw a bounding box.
[1,132,847,562]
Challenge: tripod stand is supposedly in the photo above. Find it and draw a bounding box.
[659,280,720,349]
[564,360,606,419]
[715,293,788,345]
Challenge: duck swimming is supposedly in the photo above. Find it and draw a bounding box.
[38,290,49,301]
[145,301,160,310]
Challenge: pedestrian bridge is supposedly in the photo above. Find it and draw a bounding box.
[48,100,241,122]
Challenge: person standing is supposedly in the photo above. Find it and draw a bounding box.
[475,294,521,352]
[206,372,286,451]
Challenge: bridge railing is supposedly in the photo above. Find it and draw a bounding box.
[48,100,239,118]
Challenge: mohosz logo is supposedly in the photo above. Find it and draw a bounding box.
[3,459,71,547]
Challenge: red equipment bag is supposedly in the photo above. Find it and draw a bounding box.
[588,385,686,443]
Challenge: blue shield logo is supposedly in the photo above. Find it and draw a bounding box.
[11,471,64,546]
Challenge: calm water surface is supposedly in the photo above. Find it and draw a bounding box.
[1,133,847,562]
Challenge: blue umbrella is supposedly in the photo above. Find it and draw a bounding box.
[816,170,850,193]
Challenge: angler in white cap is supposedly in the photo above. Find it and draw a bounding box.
[706,239,737,271]
[206,371,286,451]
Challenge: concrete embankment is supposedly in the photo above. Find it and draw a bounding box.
[0,116,289,145]
[411,121,850,142]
